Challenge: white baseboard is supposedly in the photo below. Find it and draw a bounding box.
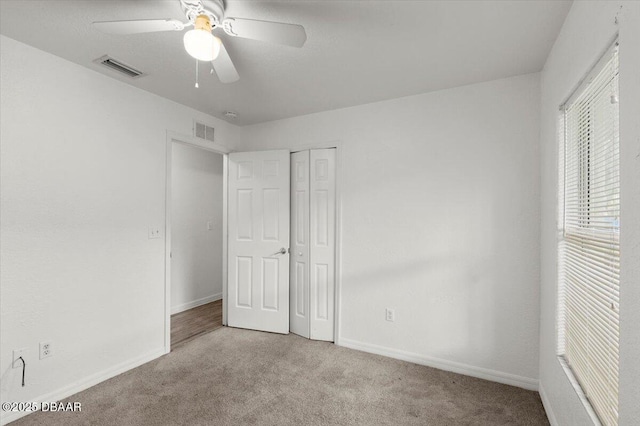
[0,349,164,425]
[338,338,539,391]
[170,292,222,315]
[539,382,558,426]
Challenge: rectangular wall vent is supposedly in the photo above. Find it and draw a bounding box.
[94,55,144,78]
[194,120,215,142]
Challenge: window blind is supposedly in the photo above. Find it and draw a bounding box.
[559,42,619,426]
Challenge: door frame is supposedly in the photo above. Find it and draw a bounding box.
[164,130,230,354]
[241,141,344,344]
[165,136,344,351]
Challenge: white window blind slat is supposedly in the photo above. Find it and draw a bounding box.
[558,41,619,426]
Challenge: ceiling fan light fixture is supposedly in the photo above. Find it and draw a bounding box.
[183,15,221,61]
[92,1,307,85]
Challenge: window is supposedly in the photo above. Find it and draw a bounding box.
[558,41,619,426]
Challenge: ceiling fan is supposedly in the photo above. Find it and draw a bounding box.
[92,0,307,84]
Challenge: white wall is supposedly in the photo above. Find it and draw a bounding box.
[239,73,541,388]
[171,143,224,314]
[538,2,640,425]
[0,35,238,424]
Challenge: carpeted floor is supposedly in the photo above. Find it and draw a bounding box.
[12,327,549,425]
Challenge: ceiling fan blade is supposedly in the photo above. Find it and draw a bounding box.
[222,18,306,47]
[93,19,186,35]
[212,42,240,84]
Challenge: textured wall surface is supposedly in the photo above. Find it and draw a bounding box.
[0,35,238,424]
[239,73,542,388]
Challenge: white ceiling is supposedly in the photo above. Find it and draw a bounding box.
[0,0,571,126]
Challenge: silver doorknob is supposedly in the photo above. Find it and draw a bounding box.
[272,247,287,256]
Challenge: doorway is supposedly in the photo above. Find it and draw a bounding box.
[165,141,340,351]
[165,133,230,352]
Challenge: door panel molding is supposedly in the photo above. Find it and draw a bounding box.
[227,150,290,334]
[309,149,336,341]
[227,141,343,345]
[290,151,310,337]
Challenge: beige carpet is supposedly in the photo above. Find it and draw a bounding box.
[13,327,549,425]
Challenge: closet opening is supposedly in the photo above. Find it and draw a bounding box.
[215,146,340,342]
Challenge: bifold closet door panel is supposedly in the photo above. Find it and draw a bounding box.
[309,149,336,342]
[290,151,310,338]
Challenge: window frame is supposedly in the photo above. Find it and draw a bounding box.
[557,38,620,426]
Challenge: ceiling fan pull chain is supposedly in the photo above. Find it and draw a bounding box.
[90,0,305,84]
[195,59,199,88]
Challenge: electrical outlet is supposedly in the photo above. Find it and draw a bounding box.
[385,308,395,322]
[40,341,53,359]
[12,348,28,369]
[148,227,161,239]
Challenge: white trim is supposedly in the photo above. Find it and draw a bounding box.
[222,155,228,326]
[165,130,230,353]
[539,382,558,426]
[338,337,539,391]
[0,349,164,425]
[557,356,603,426]
[333,144,343,344]
[170,293,223,315]
[167,130,231,155]
[164,134,172,354]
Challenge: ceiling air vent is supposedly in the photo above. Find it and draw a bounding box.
[194,120,215,142]
[94,55,144,79]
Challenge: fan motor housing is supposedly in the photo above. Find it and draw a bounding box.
[194,14,212,32]
[180,0,225,26]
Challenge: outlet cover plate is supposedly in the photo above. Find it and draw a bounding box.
[385,308,395,322]
[40,341,53,359]
[148,227,161,239]
[12,348,27,368]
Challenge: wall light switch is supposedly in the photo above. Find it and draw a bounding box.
[207,221,213,230]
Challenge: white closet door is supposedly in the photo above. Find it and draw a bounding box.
[309,149,336,341]
[227,150,290,334]
[290,151,310,338]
